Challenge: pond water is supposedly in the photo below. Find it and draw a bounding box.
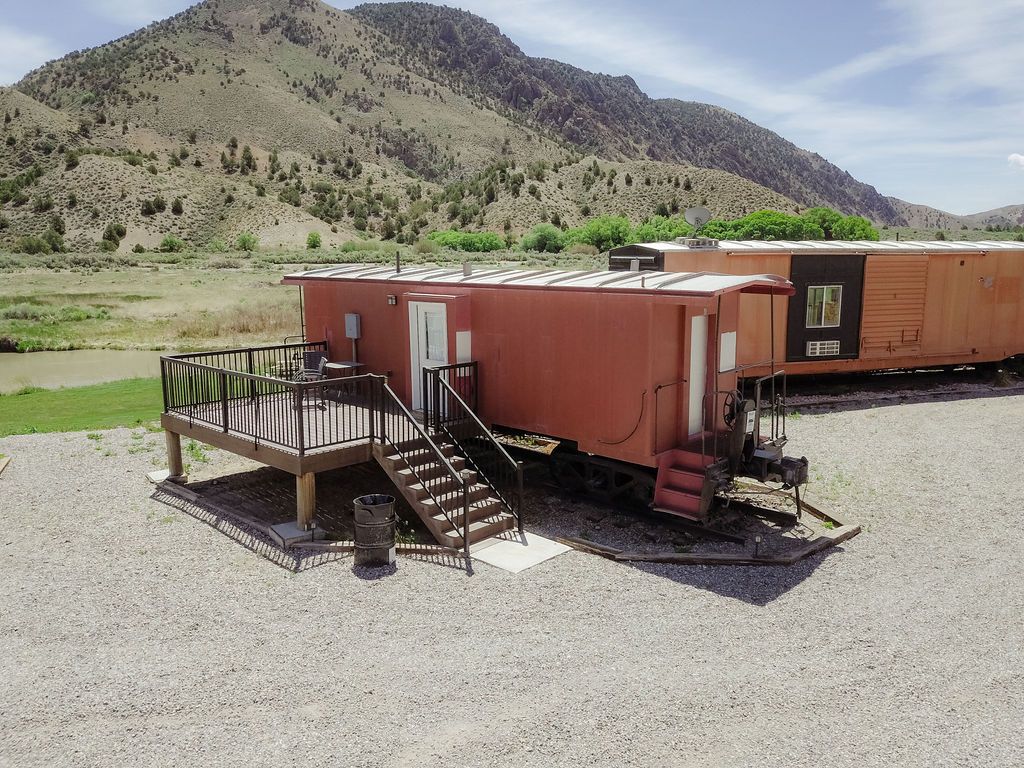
[0,349,168,393]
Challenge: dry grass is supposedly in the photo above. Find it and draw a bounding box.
[173,299,298,340]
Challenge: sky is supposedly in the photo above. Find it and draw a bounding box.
[1,0,1023,215]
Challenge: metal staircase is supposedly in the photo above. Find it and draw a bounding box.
[371,370,521,553]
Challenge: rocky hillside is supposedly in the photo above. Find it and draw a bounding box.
[889,197,1024,232]
[351,2,902,223]
[1,0,900,253]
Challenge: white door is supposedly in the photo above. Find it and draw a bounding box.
[688,314,708,436]
[409,302,449,410]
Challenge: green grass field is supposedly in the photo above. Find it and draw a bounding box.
[0,378,163,437]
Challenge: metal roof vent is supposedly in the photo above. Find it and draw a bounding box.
[677,237,720,249]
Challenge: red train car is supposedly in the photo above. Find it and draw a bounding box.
[283,264,804,523]
[609,239,1024,376]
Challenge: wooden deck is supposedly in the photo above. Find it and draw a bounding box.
[162,391,387,475]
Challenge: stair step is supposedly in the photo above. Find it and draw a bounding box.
[430,498,503,532]
[392,436,447,454]
[379,443,456,470]
[652,487,703,519]
[667,449,715,473]
[660,466,705,494]
[418,483,493,511]
[441,513,516,547]
[393,456,466,485]
[406,472,479,501]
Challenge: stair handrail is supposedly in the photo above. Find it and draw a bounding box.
[372,376,471,554]
[430,372,524,535]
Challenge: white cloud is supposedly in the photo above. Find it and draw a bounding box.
[1009,154,1024,170]
[0,24,61,86]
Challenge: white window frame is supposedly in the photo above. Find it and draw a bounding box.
[806,284,843,329]
[807,340,841,357]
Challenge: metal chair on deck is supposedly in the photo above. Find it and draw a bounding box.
[294,352,328,408]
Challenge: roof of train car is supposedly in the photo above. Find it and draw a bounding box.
[282,264,794,296]
[611,239,1024,255]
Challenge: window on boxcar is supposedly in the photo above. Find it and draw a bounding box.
[806,285,842,328]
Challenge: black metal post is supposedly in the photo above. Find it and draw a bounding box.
[473,362,479,413]
[516,461,524,535]
[160,359,169,413]
[247,349,256,401]
[295,384,306,457]
[220,370,229,433]
[461,473,471,557]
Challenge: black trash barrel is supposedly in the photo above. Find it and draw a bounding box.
[353,494,396,566]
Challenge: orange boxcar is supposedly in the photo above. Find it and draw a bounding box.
[609,239,1024,376]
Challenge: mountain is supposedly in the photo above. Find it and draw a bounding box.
[1,0,902,252]
[889,197,1024,231]
[350,2,901,223]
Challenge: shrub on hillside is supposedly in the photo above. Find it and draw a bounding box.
[519,223,565,253]
[832,214,879,240]
[171,197,184,215]
[630,215,692,243]
[413,237,440,254]
[41,229,65,253]
[102,222,127,246]
[278,186,301,206]
[32,193,53,213]
[801,207,843,239]
[306,232,322,250]
[427,230,504,252]
[564,215,632,252]
[339,240,384,253]
[702,210,824,241]
[236,232,259,252]
[13,235,51,255]
[160,234,186,253]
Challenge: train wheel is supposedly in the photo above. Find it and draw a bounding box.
[550,448,655,509]
[550,449,588,494]
[630,474,656,507]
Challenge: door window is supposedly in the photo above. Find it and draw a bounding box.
[806,285,842,328]
[424,310,446,361]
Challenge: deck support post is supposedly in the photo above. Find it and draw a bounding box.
[165,430,185,481]
[296,472,316,529]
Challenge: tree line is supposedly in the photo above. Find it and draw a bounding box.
[429,207,880,253]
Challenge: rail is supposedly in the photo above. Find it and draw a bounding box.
[698,372,789,465]
[425,366,524,534]
[422,362,478,429]
[161,354,375,455]
[373,376,471,553]
[164,340,327,381]
[748,370,787,445]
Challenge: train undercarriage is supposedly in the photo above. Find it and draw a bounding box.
[498,374,811,542]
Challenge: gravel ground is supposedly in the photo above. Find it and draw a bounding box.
[1,395,1023,767]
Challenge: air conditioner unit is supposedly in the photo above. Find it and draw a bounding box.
[807,340,840,356]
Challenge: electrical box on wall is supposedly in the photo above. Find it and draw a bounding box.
[345,313,361,339]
